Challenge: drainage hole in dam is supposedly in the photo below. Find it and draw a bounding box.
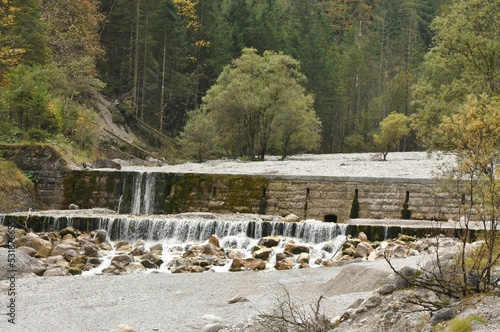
[324,214,338,223]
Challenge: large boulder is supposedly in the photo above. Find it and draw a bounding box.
[43,267,71,277]
[353,242,373,258]
[252,247,273,261]
[0,248,47,278]
[15,233,52,258]
[284,243,310,255]
[51,243,77,257]
[258,236,281,248]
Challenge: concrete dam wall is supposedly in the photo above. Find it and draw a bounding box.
[60,171,459,223]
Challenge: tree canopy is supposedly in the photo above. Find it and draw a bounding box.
[184,48,321,160]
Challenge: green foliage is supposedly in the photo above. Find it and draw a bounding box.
[201,48,321,160]
[441,314,487,332]
[412,0,500,146]
[373,112,410,160]
[178,108,220,162]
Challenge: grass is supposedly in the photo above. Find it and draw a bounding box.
[445,314,487,332]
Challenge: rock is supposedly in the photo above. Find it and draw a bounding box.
[68,267,82,275]
[200,323,225,332]
[274,257,294,270]
[297,252,310,264]
[69,255,88,268]
[258,236,281,248]
[226,249,245,260]
[0,248,47,278]
[395,266,417,289]
[68,203,79,210]
[377,284,396,295]
[208,234,220,248]
[201,243,225,259]
[430,308,455,325]
[149,243,163,251]
[353,242,373,258]
[140,252,162,267]
[252,247,273,261]
[59,227,77,238]
[275,251,294,262]
[140,259,158,269]
[46,255,69,267]
[322,259,334,267]
[43,267,71,277]
[17,246,37,257]
[111,254,133,269]
[342,244,356,256]
[284,243,310,255]
[115,324,136,332]
[82,243,100,257]
[363,295,382,308]
[283,213,300,222]
[76,233,92,244]
[124,262,146,273]
[51,243,77,257]
[100,242,112,250]
[93,229,108,244]
[229,258,266,271]
[15,233,52,258]
[358,232,368,242]
[92,158,121,170]
[226,295,249,304]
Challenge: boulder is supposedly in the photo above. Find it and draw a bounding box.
[140,252,162,267]
[395,266,417,289]
[46,255,69,267]
[111,254,133,269]
[284,243,310,255]
[124,262,146,273]
[297,252,310,264]
[252,247,273,261]
[140,259,158,269]
[93,229,108,244]
[92,158,121,170]
[208,234,220,248]
[0,247,47,278]
[51,243,77,257]
[229,258,266,272]
[149,243,163,251]
[82,243,100,257]
[275,251,294,262]
[201,243,225,259]
[15,233,52,258]
[226,249,245,260]
[17,246,37,257]
[59,227,77,238]
[274,257,294,270]
[43,267,71,277]
[358,232,368,242]
[430,308,455,325]
[258,236,281,248]
[353,242,373,258]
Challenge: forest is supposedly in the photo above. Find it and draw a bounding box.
[0,0,499,161]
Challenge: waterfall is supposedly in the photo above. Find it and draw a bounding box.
[97,216,346,244]
[130,172,156,215]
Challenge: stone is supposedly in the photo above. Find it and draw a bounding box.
[15,233,52,258]
[46,255,69,267]
[229,258,266,271]
[111,254,133,269]
[252,247,273,261]
[17,246,37,257]
[59,227,77,238]
[93,229,108,244]
[284,243,310,255]
[100,242,112,250]
[149,243,163,251]
[226,249,245,260]
[51,243,77,257]
[140,252,161,266]
[200,323,225,332]
[258,236,281,248]
[76,233,92,244]
[140,259,158,269]
[358,232,368,242]
[275,251,294,262]
[115,324,136,332]
[297,252,310,264]
[0,247,47,277]
[430,308,455,325]
[377,284,396,295]
[68,267,82,275]
[70,255,88,268]
[43,267,71,277]
[322,259,334,267]
[283,213,300,222]
[124,262,146,273]
[83,243,100,257]
[226,295,249,304]
[114,240,130,250]
[92,158,121,170]
[201,243,225,259]
[274,257,294,270]
[208,234,220,248]
[395,266,417,289]
[353,242,373,258]
[363,295,382,308]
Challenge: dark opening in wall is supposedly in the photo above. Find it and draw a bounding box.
[349,188,360,219]
[324,214,338,223]
[401,190,411,219]
[212,185,217,196]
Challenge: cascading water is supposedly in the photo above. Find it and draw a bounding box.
[82,214,348,275]
[130,172,156,215]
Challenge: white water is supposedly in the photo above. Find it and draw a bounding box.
[81,215,347,275]
[129,172,156,215]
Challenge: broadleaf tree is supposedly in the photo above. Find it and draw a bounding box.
[186,47,321,161]
[373,112,410,160]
